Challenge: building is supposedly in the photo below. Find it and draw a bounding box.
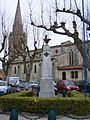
[0,69,5,80]
[8,0,90,82]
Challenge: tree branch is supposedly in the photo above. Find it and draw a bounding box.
[56,8,90,26]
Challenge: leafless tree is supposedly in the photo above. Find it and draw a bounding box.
[0,8,22,76]
[0,10,9,75]
[29,0,90,73]
[22,26,42,81]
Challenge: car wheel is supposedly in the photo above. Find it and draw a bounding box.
[6,89,10,94]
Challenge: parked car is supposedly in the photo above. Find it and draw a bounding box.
[29,81,40,88]
[56,80,80,94]
[24,83,33,91]
[74,80,90,92]
[5,77,19,86]
[54,85,58,95]
[52,81,58,95]
[0,80,12,94]
[16,81,33,92]
[15,83,25,92]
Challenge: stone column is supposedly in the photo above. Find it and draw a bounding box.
[39,35,55,97]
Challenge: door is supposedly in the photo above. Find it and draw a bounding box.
[62,72,66,80]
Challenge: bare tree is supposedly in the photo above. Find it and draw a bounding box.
[0,15,7,53]
[0,7,20,77]
[0,10,9,75]
[29,0,90,72]
[22,26,42,81]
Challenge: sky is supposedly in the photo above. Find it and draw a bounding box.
[0,0,88,69]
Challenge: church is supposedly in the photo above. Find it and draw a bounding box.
[7,0,90,82]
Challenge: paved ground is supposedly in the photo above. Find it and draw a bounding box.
[0,112,90,120]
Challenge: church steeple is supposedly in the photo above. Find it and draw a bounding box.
[14,0,22,26]
[8,0,27,60]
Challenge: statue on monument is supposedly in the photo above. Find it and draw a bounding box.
[43,35,51,44]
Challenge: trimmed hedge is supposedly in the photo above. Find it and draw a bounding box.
[66,90,84,97]
[0,90,90,116]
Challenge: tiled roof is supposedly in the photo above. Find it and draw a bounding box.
[58,65,83,70]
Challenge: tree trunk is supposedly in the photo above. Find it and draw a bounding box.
[26,62,33,81]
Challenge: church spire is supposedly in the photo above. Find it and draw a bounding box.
[14,0,22,25]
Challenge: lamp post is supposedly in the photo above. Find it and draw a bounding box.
[82,0,87,98]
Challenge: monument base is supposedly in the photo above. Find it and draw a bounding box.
[39,92,55,97]
[39,78,55,97]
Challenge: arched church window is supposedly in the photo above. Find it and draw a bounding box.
[14,67,16,74]
[34,65,37,74]
[69,49,73,65]
[55,49,58,54]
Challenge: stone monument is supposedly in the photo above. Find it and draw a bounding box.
[39,35,55,97]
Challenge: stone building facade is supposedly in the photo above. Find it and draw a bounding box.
[7,0,90,82]
[0,69,5,80]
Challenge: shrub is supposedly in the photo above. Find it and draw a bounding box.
[0,91,90,116]
[67,90,84,97]
[5,90,34,97]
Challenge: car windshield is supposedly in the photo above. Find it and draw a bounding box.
[30,81,39,85]
[64,80,74,85]
[0,82,7,86]
[18,82,26,87]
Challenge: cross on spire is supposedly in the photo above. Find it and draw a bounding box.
[43,35,51,44]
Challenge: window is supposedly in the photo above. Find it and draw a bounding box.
[24,66,25,74]
[28,64,29,68]
[18,65,19,73]
[14,67,16,74]
[34,65,37,74]
[69,49,73,65]
[71,71,78,79]
[71,71,74,79]
[75,71,78,79]
[55,49,58,54]
[62,72,66,80]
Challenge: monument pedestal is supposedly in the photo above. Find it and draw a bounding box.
[39,40,55,97]
[39,78,55,97]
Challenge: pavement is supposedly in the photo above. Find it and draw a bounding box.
[1,112,90,120]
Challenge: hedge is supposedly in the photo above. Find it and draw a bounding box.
[0,90,90,116]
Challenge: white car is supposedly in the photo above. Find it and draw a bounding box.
[6,77,19,86]
[0,80,12,94]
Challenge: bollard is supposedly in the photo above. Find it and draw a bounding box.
[48,108,56,120]
[62,90,67,97]
[10,106,18,120]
